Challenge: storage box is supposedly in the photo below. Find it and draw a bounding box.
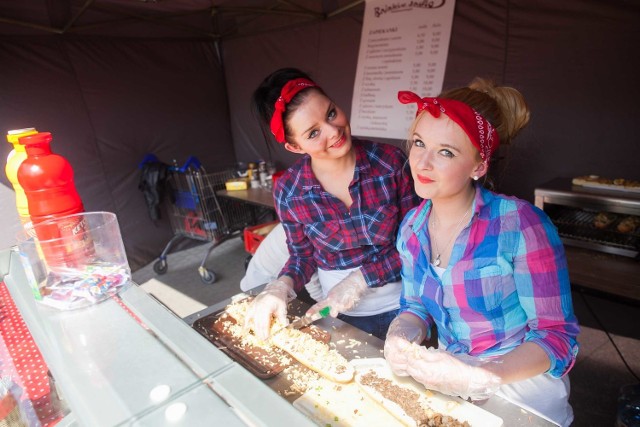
[243,221,279,255]
[225,178,248,191]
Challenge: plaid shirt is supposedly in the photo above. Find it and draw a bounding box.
[274,139,420,292]
[397,185,580,378]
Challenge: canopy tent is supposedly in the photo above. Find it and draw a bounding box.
[0,1,365,39]
[1,0,639,270]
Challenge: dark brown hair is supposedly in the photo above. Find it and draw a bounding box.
[252,68,325,145]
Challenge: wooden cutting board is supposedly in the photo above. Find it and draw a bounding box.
[193,310,330,379]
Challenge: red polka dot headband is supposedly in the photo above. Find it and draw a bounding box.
[398,91,499,161]
[270,78,318,143]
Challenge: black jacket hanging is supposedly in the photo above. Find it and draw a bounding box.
[138,161,171,221]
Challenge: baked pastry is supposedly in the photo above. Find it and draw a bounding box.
[572,175,613,186]
[624,180,640,189]
[594,212,616,229]
[356,369,470,427]
[271,327,354,383]
[224,295,353,383]
[572,175,640,191]
[617,216,640,234]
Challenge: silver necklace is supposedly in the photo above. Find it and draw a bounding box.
[430,206,472,267]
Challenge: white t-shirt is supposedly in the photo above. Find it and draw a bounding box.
[240,223,322,300]
[317,267,400,317]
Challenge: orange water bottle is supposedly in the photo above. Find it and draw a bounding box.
[18,132,89,267]
[5,127,38,224]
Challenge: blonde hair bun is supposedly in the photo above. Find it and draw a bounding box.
[468,77,530,144]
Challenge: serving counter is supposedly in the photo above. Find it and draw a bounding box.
[0,248,314,426]
[187,295,558,426]
[3,246,557,426]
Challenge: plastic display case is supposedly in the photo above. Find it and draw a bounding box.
[0,248,314,426]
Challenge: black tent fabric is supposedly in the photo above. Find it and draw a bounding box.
[0,36,235,269]
[1,1,640,271]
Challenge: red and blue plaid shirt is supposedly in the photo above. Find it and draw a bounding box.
[274,139,420,292]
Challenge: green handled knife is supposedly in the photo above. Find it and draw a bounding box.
[286,306,331,330]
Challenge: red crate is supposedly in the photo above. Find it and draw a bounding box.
[271,170,285,188]
[244,221,279,255]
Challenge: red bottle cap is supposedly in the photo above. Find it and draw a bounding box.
[19,131,53,155]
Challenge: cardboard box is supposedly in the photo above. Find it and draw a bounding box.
[225,178,248,191]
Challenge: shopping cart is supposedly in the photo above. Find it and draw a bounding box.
[153,158,255,284]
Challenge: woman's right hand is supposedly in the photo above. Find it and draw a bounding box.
[244,278,296,341]
[383,314,427,375]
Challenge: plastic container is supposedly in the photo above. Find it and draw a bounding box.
[243,221,279,255]
[16,212,131,310]
[617,383,640,427]
[258,161,268,188]
[5,127,38,224]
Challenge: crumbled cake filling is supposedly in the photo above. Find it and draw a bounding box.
[360,371,470,427]
[222,297,352,383]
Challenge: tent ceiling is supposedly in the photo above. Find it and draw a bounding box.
[0,0,364,39]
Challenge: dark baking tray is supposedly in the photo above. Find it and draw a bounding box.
[193,308,330,379]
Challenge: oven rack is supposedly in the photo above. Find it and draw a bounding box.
[548,207,639,257]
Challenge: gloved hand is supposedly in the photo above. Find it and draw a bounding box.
[307,269,368,317]
[404,345,502,401]
[244,278,296,341]
[384,314,427,376]
[304,272,323,301]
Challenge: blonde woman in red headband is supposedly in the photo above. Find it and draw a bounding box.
[245,68,420,341]
[383,79,580,426]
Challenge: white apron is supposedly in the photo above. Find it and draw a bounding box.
[495,374,573,427]
[431,265,573,426]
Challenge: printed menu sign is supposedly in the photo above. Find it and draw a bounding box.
[351,0,455,139]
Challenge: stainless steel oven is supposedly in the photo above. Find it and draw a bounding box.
[535,178,640,259]
[534,178,640,301]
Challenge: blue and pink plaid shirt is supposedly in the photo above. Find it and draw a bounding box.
[397,185,580,377]
[274,139,420,292]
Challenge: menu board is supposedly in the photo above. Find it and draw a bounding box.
[351,0,456,139]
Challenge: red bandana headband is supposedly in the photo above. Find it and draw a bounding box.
[398,91,499,161]
[270,78,318,143]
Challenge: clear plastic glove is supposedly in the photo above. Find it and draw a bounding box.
[244,278,296,340]
[384,314,427,376]
[404,345,502,401]
[307,270,368,317]
[304,272,323,301]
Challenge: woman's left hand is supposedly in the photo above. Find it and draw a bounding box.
[404,346,502,401]
[308,270,369,317]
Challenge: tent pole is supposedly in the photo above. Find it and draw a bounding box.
[327,0,364,18]
[0,17,62,34]
[62,0,95,33]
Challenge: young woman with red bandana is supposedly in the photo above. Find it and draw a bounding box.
[383,79,580,426]
[244,68,419,340]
